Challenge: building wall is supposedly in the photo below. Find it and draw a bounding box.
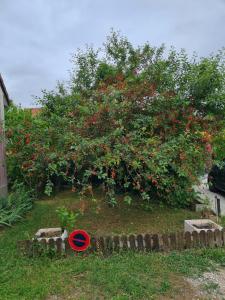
[0,87,5,121]
[0,86,8,197]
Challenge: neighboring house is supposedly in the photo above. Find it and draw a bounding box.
[0,74,10,197]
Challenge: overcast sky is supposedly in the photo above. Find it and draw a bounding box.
[0,0,225,107]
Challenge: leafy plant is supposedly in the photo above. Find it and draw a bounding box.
[0,182,34,227]
[56,206,79,232]
[124,195,132,205]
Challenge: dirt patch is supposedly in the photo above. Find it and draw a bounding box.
[159,274,200,300]
[46,287,105,300]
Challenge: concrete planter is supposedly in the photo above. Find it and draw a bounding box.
[34,227,69,252]
[184,219,222,233]
[35,227,68,242]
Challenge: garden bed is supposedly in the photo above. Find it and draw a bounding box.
[41,189,202,236]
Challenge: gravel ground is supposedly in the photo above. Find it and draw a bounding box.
[187,268,225,300]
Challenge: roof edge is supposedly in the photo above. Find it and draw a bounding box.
[0,74,10,105]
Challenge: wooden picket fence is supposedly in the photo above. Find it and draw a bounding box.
[17,229,225,257]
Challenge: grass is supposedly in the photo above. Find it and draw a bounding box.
[37,188,201,236]
[1,189,225,299]
[203,281,219,293]
[219,216,225,228]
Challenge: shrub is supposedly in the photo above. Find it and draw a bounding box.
[5,31,225,208]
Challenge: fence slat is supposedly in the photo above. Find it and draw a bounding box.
[17,240,32,257]
[90,237,97,253]
[48,238,55,252]
[17,240,24,253]
[121,235,128,251]
[40,239,47,253]
[161,234,169,251]
[222,228,225,246]
[176,232,184,250]
[199,231,207,248]
[32,239,39,257]
[214,229,222,247]
[105,236,113,254]
[206,230,214,248]
[169,233,176,250]
[56,238,62,254]
[192,231,199,248]
[97,237,105,253]
[152,234,160,251]
[144,234,151,252]
[129,235,136,251]
[113,236,120,252]
[184,232,192,249]
[136,234,144,251]
[64,238,74,255]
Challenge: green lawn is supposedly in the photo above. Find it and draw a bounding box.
[1,190,225,299]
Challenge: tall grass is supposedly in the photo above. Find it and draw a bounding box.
[0,182,34,226]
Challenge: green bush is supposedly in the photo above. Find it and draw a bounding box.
[5,31,225,208]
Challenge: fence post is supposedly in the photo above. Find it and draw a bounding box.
[113,236,120,252]
[129,235,136,251]
[97,237,105,253]
[222,228,225,247]
[199,230,207,248]
[161,233,169,252]
[206,230,214,248]
[65,238,74,255]
[56,238,62,255]
[176,232,184,250]
[121,235,128,251]
[192,231,199,248]
[105,236,113,254]
[169,233,176,250]
[214,229,223,247]
[136,234,144,251]
[184,231,192,249]
[144,234,151,252]
[90,236,97,253]
[17,240,32,257]
[152,234,160,251]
